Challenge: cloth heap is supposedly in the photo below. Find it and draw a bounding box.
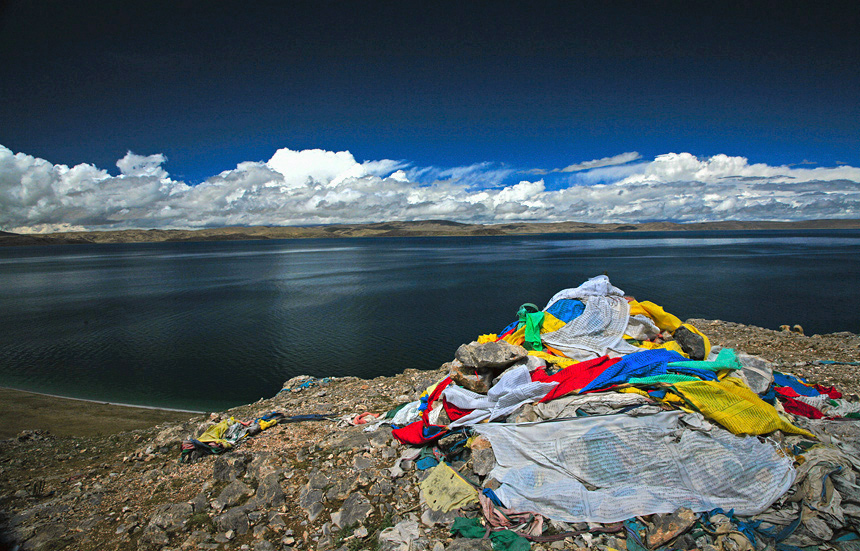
[390,274,860,541]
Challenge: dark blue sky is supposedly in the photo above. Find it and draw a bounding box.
[2,0,858,184]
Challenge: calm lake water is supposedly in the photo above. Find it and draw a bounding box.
[1,230,858,412]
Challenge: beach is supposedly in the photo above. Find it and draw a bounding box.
[0,387,199,440]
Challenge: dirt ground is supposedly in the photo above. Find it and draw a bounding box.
[0,388,199,439]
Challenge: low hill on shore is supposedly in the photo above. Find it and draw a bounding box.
[3,218,860,246]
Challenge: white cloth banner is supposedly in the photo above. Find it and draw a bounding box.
[540,294,631,357]
[441,365,557,428]
[475,411,795,523]
[543,274,625,308]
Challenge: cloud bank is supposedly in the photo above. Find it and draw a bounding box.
[2,145,859,233]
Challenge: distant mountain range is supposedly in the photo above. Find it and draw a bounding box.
[3,219,860,246]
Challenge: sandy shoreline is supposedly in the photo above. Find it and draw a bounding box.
[0,386,204,413]
[0,387,202,439]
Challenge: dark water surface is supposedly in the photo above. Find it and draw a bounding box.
[1,230,858,411]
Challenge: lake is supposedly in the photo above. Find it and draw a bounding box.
[1,230,858,412]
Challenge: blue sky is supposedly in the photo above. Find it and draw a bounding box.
[1,1,859,231]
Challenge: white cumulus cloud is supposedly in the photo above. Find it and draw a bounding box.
[116,151,169,179]
[2,144,859,232]
[619,152,860,185]
[266,147,406,188]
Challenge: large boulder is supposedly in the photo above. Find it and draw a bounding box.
[672,325,706,360]
[455,341,527,370]
[469,436,495,477]
[330,492,373,529]
[214,507,250,535]
[212,453,252,482]
[449,341,529,393]
[248,473,285,509]
[148,502,193,533]
[212,480,254,512]
[298,484,325,522]
[447,360,493,394]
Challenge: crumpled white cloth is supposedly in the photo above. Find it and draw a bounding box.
[363,400,422,432]
[543,274,625,309]
[541,294,631,357]
[441,364,558,428]
[540,275,631,358]
[532,391,654,419]
[475,411,796,523]
[391,400,423,426]
[625,314,662,340]
[378,519,421,550]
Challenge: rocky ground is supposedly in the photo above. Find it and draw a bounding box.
[687,319,860,398]
[1,319,858,551]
